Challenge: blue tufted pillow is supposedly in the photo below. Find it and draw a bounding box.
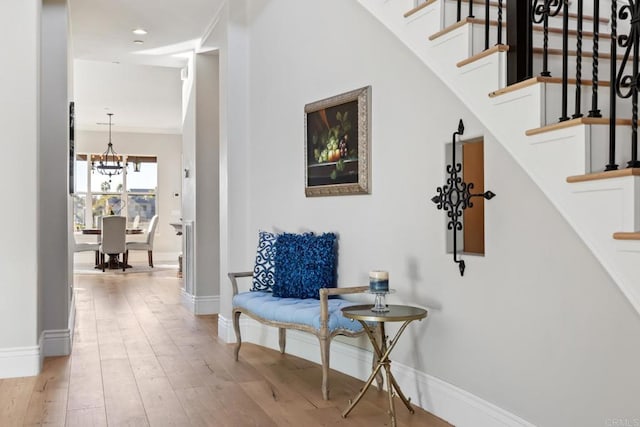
[272,232,337,299]
[251,231,277,292]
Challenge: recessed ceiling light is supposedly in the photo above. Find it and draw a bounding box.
[132,28,147,35]
[133,40,144,44]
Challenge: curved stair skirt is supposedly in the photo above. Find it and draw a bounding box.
[218,315,535,427]
[357,0,640,315]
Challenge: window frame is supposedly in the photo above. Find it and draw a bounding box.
[73,153,157,230]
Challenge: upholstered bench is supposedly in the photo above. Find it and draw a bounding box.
[228,271,370,400]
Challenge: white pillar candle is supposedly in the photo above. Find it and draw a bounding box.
[369,270,389,292]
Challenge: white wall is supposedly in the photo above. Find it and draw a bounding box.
[216,0,640,425]
[199,0,251,320]
[0,0,41,377]
[75,130,182,259]
[181,51,222,309]
[195,53,221,299]
[40,0,70,353]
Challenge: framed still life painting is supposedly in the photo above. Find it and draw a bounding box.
[304,86,371,196]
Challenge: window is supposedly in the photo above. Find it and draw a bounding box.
[73,154,157,230]
[126,156,157,229]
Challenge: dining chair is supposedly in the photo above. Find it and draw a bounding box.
[100,216,127,272]
[126,215,159,267]
[73,238,100,266]
[132,214,140,230]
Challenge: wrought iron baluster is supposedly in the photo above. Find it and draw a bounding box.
[613,1,640,168]
[532,1,564,78]
[559,0,570,121]
[631,4,640,168]
[497,0,503,45]
[573,0,584,119]
[608,0,619,171]
[485,0,490,50]
[589,0,602,117]
[468,0,474,18]
[457,0,462,22]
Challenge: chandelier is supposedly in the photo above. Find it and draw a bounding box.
[94,113,124,182]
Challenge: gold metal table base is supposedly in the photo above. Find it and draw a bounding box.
[340,305,427,427]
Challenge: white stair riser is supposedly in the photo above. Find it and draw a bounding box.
[541,83,636,126]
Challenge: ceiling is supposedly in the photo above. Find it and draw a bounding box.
[69,0,224,133]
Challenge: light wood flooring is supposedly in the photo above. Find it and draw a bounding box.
[0,269,450,426]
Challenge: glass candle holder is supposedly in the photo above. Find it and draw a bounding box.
[371,292,389,312]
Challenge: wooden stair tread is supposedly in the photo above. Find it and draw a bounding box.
[404,0,437,18]
[429,18,472,40]
[429,17,506,40]
[526,117,634,136]
[613,232,640,240]
[457,44,509,67]
[566,168,640,183]
[489,76,611,98]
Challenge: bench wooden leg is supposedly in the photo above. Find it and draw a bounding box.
[319,336,330,400]
[278,328,286,354]
[233,310,242,361]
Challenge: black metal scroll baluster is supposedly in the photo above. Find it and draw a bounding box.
[614,1,640,168]
[608,0,619,171]
[633,4,640,169]
[430,120,496,277]
[631,3,640,168]
[559,0,570,121]
[573,0,584,119]
[589,0,602,117]
[532,1,564,78]
[457,0,462,22]
[485,0,490,50]
[468,0,474,18]
[497,0,503,45]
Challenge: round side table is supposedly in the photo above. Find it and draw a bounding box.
[341,304,427,427]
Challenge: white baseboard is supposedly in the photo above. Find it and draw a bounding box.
[218,314,234,342]
[38,294,76,359]
[69,292,76,344]
[0,344,41,379]
[181,290,220,314]
[40,329,72,357]
[219,315,535,427]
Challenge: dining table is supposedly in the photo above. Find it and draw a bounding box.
[81,228,143,269]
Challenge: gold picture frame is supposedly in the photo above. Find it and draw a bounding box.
[304,86,371,197]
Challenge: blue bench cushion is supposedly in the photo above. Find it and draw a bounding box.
[233,291,364,334]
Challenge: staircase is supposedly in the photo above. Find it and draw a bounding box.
[357,0,640,316]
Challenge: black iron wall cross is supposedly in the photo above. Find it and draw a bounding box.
[431,120,495,276]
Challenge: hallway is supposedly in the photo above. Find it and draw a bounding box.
[0,270,448,426]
